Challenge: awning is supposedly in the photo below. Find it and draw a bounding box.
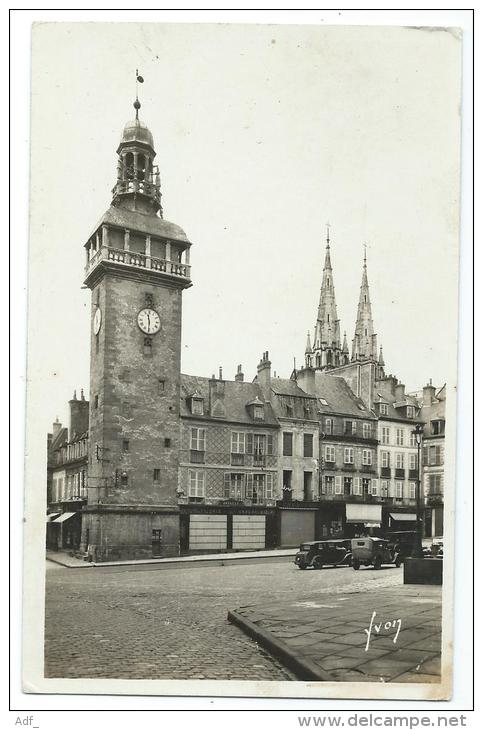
[51,512,78,523]
[46,513,60,523]
[346,504,382,524]
[390,512,416,522]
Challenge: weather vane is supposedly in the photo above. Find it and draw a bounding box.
[134,69,144,119]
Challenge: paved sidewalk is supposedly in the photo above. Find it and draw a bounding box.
[228,584,442,683]
[46,547,297,569]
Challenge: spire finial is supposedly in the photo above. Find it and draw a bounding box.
[363,242,367,266]
[326,222,331,248]
[134,69,144,120]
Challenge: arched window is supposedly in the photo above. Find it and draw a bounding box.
[137,154,146,181]
[125,153,134,180]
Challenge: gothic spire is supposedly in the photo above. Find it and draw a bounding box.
[310,224,343,369]
[351,246,378,361]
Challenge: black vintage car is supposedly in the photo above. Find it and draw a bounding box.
[384,531,417,560]
[294,539,352,570]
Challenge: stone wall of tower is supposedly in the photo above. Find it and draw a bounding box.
[88,273,182,507]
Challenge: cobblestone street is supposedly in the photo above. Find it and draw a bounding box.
[45,557,402,680]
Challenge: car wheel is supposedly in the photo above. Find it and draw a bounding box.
[352,559,360,570]
[395,556,402,568]
[374,557,382,570]
[313,559,323,570]
[298,565,307,570]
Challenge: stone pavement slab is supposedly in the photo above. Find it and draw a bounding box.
[228,584,442,684]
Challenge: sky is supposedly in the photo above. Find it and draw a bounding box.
[27,22,462,433]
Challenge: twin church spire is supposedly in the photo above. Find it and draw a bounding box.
[304,230,384,373]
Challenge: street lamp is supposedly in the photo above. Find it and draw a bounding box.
[411,422,425,558]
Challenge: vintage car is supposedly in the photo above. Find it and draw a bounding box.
[294,539,352,570]
[384,531,417,560]
[351,536,402,570]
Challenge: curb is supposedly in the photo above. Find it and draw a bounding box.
[47,550,297,570]
[227,609,331,682]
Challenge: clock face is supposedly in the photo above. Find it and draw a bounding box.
[93,307,102,335]
[137,308,161,335]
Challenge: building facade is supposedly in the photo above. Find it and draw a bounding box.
[46,391,89,550]
[417,381,445,537]
[178,366,280,553]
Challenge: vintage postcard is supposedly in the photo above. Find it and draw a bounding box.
[22,20,462,700]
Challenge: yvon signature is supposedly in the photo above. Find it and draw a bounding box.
[364,611,402,651]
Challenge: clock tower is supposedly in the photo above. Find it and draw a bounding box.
[82,97,192,561]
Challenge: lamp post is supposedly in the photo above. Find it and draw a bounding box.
[411,423,425,558]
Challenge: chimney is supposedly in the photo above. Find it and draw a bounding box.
[394,382,405,400]
[52,417,62,439]
[219,366,223,381]
[256,351,271,399]
[423,380,436,405]
[235,364,244,383]
[297,366,316,395]
[69,389,89,440]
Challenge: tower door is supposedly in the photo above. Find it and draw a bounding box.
[152,529,163,557]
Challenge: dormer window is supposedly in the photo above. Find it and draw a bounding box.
[188,390,204,416]
[407,405,415,418]
[247,396,265,421]
[192,399,204,416]
[431,419,444,436]
[380,403,388,415]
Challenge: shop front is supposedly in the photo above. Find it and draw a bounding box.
[345,503,382,537]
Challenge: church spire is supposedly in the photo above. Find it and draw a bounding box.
[309,224,343,370]
[351,246,378,361]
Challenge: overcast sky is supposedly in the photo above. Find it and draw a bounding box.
[28,22,461,432]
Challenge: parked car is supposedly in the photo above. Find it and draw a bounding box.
[384,531,417,560]
[351,537,402,570]
[295,539,352,570]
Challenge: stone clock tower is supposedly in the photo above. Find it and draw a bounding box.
[82,99,192,561]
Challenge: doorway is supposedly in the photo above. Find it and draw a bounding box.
[152,529,163,557]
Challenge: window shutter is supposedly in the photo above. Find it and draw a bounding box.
[231,432,237,453]
[435,445,441,465]
[267,434,273,455]
[245,473,253,498]
[335,476,342,495]
[266,473,273,498]
[224,472,231,498]
[246,433,253,454]
[354,477,361,495]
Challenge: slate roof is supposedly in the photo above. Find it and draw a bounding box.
[375,389,421,423]
[313,373,376,419]
[87,205,191,245]
[270,378,316,399]
[268,378,319,421]
[180,374,279,426]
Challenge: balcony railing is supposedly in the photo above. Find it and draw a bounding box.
[86,246,191,281]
